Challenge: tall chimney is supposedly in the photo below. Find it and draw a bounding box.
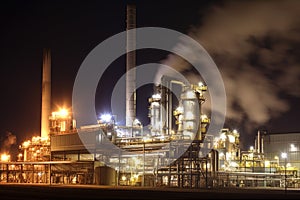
[41,49,51,138]
[257,130,261,154]
[126,4,136,126]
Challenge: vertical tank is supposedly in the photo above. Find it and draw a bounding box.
[210,149,219,172]
[148,94,161,136]
[94,166,116,185]
[180,87,199,140]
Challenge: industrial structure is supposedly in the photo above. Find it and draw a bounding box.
[41,49,51,139]
[126,4,136,127]
[0,4,299,189]
[1,120,299,187]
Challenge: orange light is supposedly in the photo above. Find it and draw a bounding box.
[58,108,68,117]
[1,153,10,162]
[22,140,30,148]
[52,108,69,118]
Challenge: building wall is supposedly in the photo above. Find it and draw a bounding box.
[263,132,300,175]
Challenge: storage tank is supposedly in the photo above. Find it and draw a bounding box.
[94,166,116,185]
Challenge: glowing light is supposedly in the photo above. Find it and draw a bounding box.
[100,114,112,123]
[233,129,238,134]
[1,153,10,162]
[52,108,69,118]
[207,163,211,169]
[71,177,77,184]
[264,160,270,167]
[198,82,204,87]
[281,152,287,159]
[290,144,297,152]
[226,152,231,161]
[220,133,226,140]
[228,135,235,143]
[121,176,127,181]
[152,94,161,99]
[59,109,68,117]
[22,140,30,148]
[133,174,139,179]
[249,146,254,151]
[201,114,207,120]
[41,136,48,141]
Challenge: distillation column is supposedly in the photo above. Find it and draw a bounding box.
[148,94,162,136]
[181,87,199,140]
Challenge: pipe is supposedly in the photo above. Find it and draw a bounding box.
[160,76,185,135]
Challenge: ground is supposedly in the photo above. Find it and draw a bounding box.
[0,184,300,199]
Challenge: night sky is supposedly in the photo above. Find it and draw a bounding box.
[0,0,299,151]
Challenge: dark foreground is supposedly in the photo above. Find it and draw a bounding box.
[1,184,300,200]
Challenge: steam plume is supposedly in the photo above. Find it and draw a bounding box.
[157,0,300,134]
[0,131,17,153]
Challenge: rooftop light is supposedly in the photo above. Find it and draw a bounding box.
[100,114,112,123]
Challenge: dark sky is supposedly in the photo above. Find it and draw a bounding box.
[0,0,299,149]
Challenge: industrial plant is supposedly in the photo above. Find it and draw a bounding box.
[0,5,299,190]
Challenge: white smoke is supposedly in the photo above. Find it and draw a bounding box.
[157,0,300,133]
[0,131,17,153]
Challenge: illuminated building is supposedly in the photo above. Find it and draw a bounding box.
[260,132,300,187]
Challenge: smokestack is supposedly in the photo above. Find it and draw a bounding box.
[126,4,136,126]
[41,48,51,138]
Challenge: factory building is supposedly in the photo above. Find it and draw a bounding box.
[1,4,299,189]
[1,118,300,188]
[46,78,211,187]
[260,132,300,187]
[262,132,300,174]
